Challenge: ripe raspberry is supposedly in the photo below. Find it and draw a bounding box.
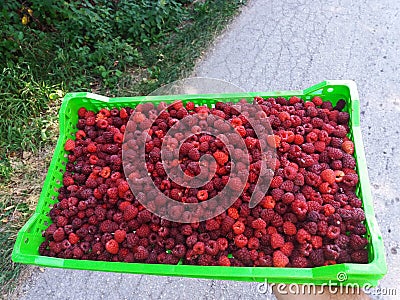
[291,199,308,217]
[273,250,289,267]
[188,148,201,161]
[281,242,294,256]
[309,249,325,266]
[320,169,336,184]
[123,205,138,221]
[342,153,356,169]
[251,218,266,229]
[343,173,358,187]
[114,229,126,243]
[234,234,248,248]
[270,176,283,188]
[197,190,208,201]
[311,235,323,249]
[351,249,368,263]
[337,111,350,124]
[228,177,243,192]
[134,246,149,261]
[283,221,297,236]
[291,255,308,268]
[105,239,119,255]
[296,228,311,244]
[205,219,220,231]
[327,147,343,160]
[271,233,285,249]
[213,151,229,165]
[342,140,354,154]
[218,255,231,266]
[326,225,341,239]
[227,207,239,219]
[349,234,368,250]
[53,228,65,242]
[280,180,294,192]
[221,216,235,233]
[68,233,80,245]
[333,125,347,138]
[64,139,75,151]
[100,220,118,233]
[283,166,297,180]
[193,242,205,255]
[232,221,245,235]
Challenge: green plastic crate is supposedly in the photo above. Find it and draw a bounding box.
[12,80,386,286]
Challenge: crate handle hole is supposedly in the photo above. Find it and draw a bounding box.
[327,87,334,93]
[24,238,29,244]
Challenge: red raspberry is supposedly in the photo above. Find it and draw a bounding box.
[218,255,231,266]
[64,139,75,151]
[270,175,283,188]
[291,133,303,145]
[78,107,87,117]
[68,233,80,245]
[323,204,335,216]
[251,218,266,229]
[289,96,301,104]
[280,180,294,192]
[213,151,229,165]
[296,228,311,244]
[100,220,118,233]
[307,201,322,212]
[271,233,285,249]
[53,228,65,242]
[107,187,118,199]
[281,242,294,256]
[228,177,243,192]
[343,173,358,186]
[123,205,138,221]
[291,199,308,217]
[114,229,126,243]
[227,207,239,219]
[342,140,354,154]
[136,224,150,238]
[221,216,235,233]
[283,221,297,236]
[134,246,149,261]
[273,250,289,267]
[216,237,228,251]
[312,96,323,106]
[293,173,305,186]
[292,255,308,268]
[205,219,220,231]
[320,169,336,184]
[105,239,119,254]
[247,237,260,250]
[327,147,343,159]
[326,225,341,239]
[232,221,245,235]
[311,235,323,249]
[188,148,201,161]
[193,242,205,255]
[349,234,368,250]
[234,234,248,248]
[283,166,297,180]
[334,125,347,138]
[197,190,208,201]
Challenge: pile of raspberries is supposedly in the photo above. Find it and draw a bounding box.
[39,95,369,267]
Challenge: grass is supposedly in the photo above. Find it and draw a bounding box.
[0,0,246,296]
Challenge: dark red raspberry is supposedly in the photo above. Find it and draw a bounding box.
[309,249,325,266]
[351,249,368,263]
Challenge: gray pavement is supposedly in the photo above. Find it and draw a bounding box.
[16,0,400,299]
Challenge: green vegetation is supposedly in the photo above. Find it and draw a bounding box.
[0,0,245,296]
